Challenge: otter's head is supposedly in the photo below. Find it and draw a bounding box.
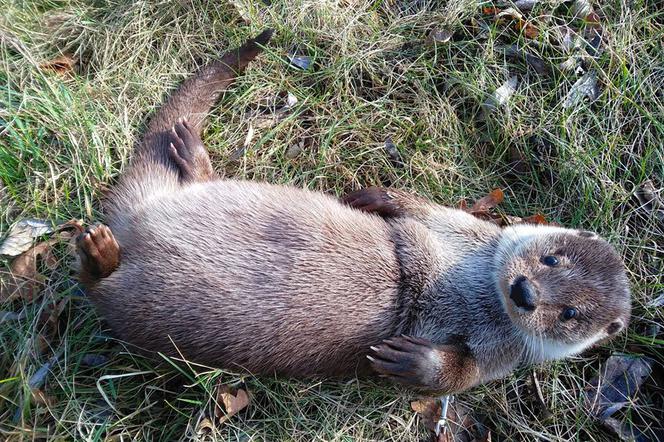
[494,224,631,362]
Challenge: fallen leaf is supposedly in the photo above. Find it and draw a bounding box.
[288,50,312,70]
[482,76,518,116]
[635,180,664,221]
[229,0,253,23]
[411,397,441,432]
[412,397,491,442]
[522,213,548,224]
[496,7,523,21]
[0,238,59,302]
[515,19,539,38]
[563,71,600,108]
[28,352,61,390]
[427,27,453,45]
[502,215,523,225]
[231,122,255,160]
[40,54,77,75]
[559,55,585,74]
[498,45,551,76]
[482,7,502,15]
[384,137,404,168]
[214,383,250,423]
[0,219,53,256]
[285,141,304,159]
[573,0,592,18]
[648,293,664,308]
[585,354,653,439]
[470,189,504,214]
[468,18,491,40]
[196,414,214,435]
[600,417,647,441]
[552,25,579,53]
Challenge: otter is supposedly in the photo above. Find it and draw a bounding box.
[76,30,631,395]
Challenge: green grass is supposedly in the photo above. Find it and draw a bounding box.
[1,0,662,440]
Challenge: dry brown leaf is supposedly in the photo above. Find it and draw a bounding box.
[515,20,539,38]
[412,397,491,442]
[196,415,214,435]
[0,239,57,302]
[522,213,548,224]
[42,246,59,270]
[214,383,250,423]
[411,398,441,432]
[470,189,504,214]
[482,7,502,15]
[0,221,80,302]
[40,54,77,75]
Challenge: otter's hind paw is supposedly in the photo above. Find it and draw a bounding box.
[168,119,215,182]
[343,187,403,217]
[76,224,120,284]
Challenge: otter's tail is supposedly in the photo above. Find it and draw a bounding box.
[136,29,273,170]
[105,30,272,219]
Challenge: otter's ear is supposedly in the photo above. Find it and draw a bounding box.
[577,230,599,239]
[606,318,625,335]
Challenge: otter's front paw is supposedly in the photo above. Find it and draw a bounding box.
[343,187,403,217]
[368,335,443,390]
[368,336,479,394]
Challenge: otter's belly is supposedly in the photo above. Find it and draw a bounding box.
[92,180,401,377]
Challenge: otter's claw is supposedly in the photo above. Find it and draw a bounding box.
[368,335,441,389]
[167,119,216,183]
[76,224,120,284]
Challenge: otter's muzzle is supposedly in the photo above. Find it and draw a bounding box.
[509,276,537,311]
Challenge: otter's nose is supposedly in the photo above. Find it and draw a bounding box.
[510,276,536,311]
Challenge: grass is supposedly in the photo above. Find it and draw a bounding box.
[1,0,662,440]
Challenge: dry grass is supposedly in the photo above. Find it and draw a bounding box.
[1,0,662,440]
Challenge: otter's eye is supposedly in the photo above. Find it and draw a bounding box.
[541,255,560,267]
[561,308,578,321]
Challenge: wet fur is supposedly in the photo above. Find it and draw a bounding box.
[80,31,632,394]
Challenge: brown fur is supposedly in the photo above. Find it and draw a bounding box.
[77,31,632,395]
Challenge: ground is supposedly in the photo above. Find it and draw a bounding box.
[0,0,662,441]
